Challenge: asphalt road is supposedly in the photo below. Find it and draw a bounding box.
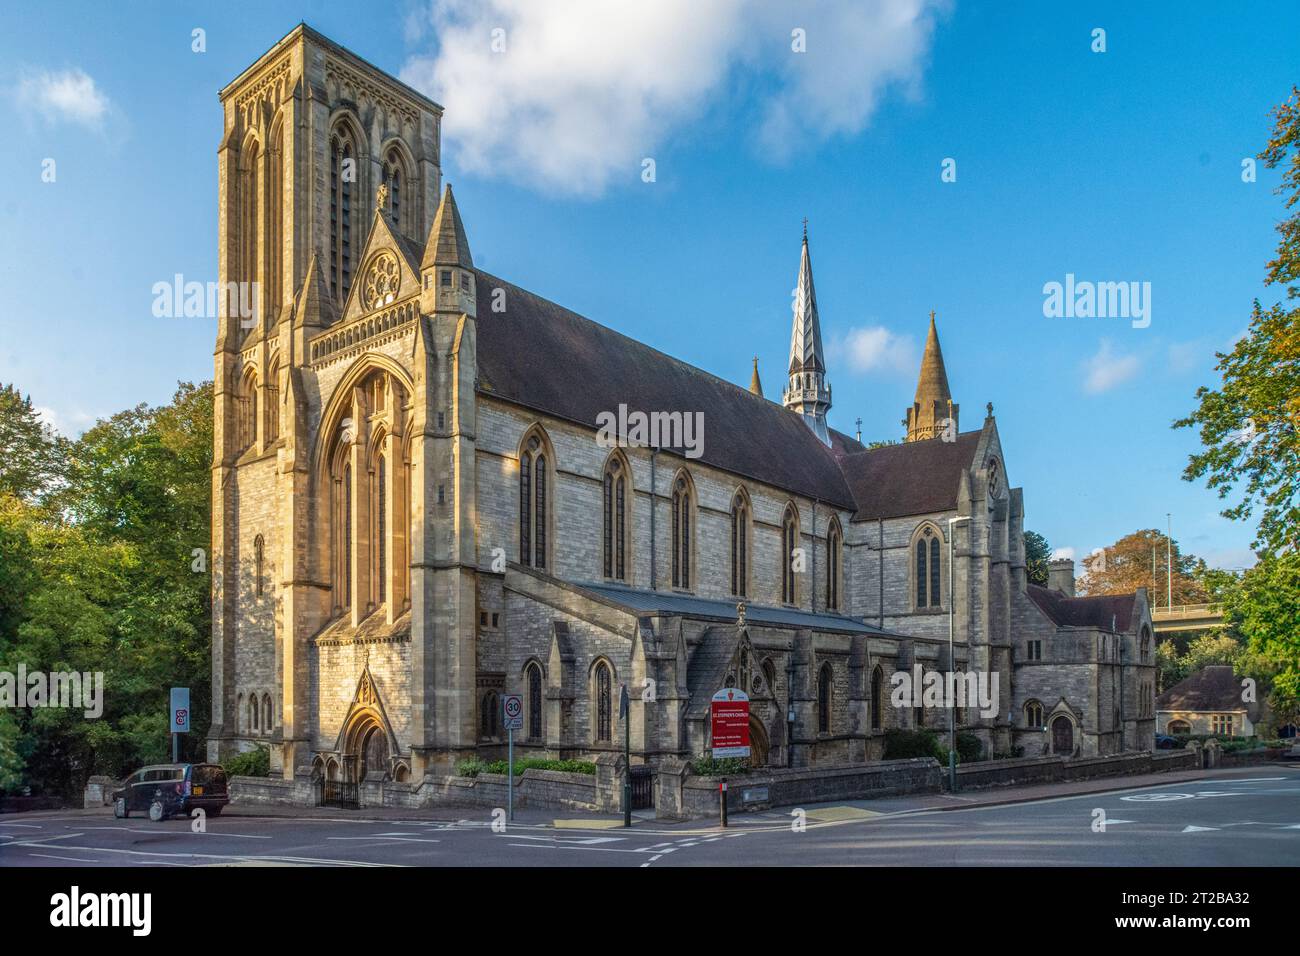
[3,767,1298,867]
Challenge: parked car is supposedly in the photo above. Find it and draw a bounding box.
[112,763,229,822]
[1154,734,1180,750]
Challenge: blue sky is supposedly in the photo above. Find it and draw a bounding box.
[1,0,1296,572]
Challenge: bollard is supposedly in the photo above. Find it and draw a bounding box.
[719,777,728,828]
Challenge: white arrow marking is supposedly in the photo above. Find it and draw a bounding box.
[1182,825,1220,832]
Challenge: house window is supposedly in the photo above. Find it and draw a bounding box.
[817,663,832,734]
[527,663,543,741]
[602,456,628,581]
[914,525,942,608]
[329,128,356,303]
[1212,714,1234,737]
[519,432,550,569]
[480,691,499,740]
[781,504,799,605]
[730,491,749,597]
[671,475,692,589]
[826,519,842,611]
[1025,700,1043,728]
[595,661,612,742]
[253,534,265,597]
[1026,640,1042,661]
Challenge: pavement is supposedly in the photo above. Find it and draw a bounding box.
[2,764,1298,866]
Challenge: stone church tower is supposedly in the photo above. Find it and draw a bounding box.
[208,24,474,779]
[782,227,832,445]
[905,313,959,441]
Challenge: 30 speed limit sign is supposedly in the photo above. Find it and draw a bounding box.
[502,693,524,731]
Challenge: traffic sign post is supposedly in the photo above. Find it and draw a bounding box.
[170,687,190,763]
[619,684,630,828]
[502,694,523,822]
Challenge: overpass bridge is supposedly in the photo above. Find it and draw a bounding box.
[1151,603,1224,633]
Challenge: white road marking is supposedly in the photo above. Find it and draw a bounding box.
[1182,825,1220,832]
[2,842,393,867]
[0,823,42,829]
[27,853,99,863]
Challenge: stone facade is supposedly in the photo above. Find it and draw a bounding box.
[209,25,1156,800]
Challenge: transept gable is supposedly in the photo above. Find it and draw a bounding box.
[332,660,401,756]
[338,207,422,326]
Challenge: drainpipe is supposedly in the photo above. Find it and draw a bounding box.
[811,500,818,614]
[877,518,885,628]
[649,446,658,590]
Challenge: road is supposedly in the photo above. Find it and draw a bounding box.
[2,767,1298,867]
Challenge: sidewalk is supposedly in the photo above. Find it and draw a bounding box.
[27,764,1293,831]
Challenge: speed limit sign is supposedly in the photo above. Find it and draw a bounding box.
[503,693,524,731]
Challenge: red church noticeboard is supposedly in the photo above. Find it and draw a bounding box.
[710,687,750,758]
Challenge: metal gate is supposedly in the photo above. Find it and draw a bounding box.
[318,778,359,810]
[629,765,654,810]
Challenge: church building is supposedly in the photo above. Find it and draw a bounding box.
[208,25,1156,797]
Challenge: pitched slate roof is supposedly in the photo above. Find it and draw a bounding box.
[473,270,858,508]
[574,582,885,634]
[1157,665,1249,713]
[834,431,982,521]
[1026,584,1136,632]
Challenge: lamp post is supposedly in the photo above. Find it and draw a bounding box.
[1165,513,1173,609]
[947,515,972,792]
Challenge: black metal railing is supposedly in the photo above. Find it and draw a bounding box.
[318,778,360,810]
[629,765,654,810]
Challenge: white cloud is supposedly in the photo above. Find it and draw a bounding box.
[835,325,918,374]
[400,0,946,195]
[1050,546,1076,561]
[1082,338,1140,394]
[15,67,111,127]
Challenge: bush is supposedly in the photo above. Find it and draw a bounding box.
[223,746,270,778]
[883,729,943,761]
[956,731,984,763]
[689,756,750,777]
[457,757,596,778]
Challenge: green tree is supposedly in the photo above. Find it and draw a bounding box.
[1024,530,1051,586]
[0,382,213,797]
[0,384,66,500]
[1223,549,1300,703]
[1175,88,1300,554]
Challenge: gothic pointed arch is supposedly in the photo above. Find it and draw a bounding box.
[237,365,259,454]
[334,664,401,782]
[327,111,367,306]
[590,657,616,743]
[825,514,843,611]
[729,486,752,598]
[600,448,632,582]
[518,424,556,571]
[379,137,418,238]
[670,468,697,591]
[315,356,414,617]
[910,521,946,610]
[780,501,801,605]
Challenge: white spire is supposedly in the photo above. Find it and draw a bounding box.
[782,223,832,445]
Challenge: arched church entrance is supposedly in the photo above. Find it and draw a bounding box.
[748,715,770,768]
[1051,715,1074,756]
[342,710,389,784]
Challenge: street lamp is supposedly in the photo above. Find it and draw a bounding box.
[947,515,972,792]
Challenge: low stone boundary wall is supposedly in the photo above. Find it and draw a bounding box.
[421,770,601,811]
[83,775,120,808]
[664,758,942,821]
[955,748,1196,791]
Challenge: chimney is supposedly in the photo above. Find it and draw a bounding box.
[1048,558,1075,597]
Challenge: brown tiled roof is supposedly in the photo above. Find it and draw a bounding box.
[1156,665,1246,713]
[1027,584,1136,631]
[834,431,982,521]
[473,269,858,508]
